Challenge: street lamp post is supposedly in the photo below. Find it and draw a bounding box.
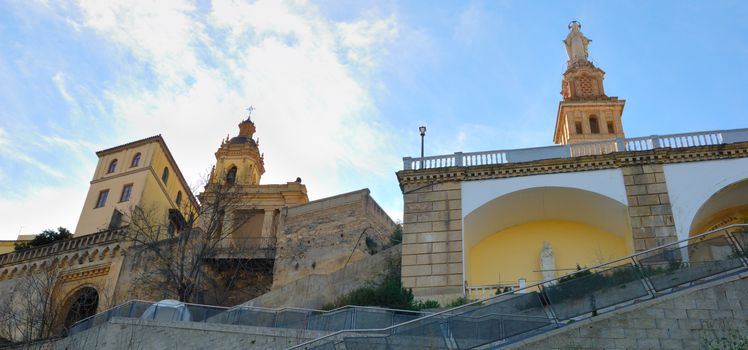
[419,126,427,160]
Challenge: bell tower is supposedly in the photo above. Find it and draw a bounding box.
[553,21,626,145]
[210,108,265,186]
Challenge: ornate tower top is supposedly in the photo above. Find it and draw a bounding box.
[210,109,266,186]
[553,22,626,145]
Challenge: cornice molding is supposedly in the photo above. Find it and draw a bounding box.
[397,142,748,188]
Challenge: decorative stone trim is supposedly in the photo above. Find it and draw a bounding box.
[59,263,112,283]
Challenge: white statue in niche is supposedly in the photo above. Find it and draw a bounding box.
[540,241,557,284]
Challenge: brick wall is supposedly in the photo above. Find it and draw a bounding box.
[623,164,678,252]
[401,181,463,303]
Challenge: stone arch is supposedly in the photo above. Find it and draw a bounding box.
[685,178,748,263]
[689,178,748,235]
[665,158,748,242]
[60,285,100,333]
[464,186,632,288]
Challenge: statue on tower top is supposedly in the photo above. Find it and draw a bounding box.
[564,21,591,67]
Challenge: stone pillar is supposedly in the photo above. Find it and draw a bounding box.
[623,164,678,252]
[260,210,274,240]
[401,181,463,303]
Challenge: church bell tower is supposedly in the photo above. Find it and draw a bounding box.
[209,108,265,186]
[553,21,626,145]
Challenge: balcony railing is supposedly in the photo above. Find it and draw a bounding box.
[0,227,126,267]
[292,224,748,349]
[403,128,748,170]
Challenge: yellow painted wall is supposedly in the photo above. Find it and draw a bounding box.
[75,140,194,235]
[0,242,15,255]
[469,220,631,286]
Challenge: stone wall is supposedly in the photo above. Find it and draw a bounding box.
[273,189,395,288]
[401,181,463,304]
[622,163,678,252]
[52,317,328,350]
[505,272,748,350]
[244,245,401,309]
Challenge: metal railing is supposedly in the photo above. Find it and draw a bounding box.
[403,128,748,170]
[292,224,748,349]
[68,300,432,337]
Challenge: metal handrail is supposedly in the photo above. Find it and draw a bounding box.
[69,298,432,336]
[289,223,748,349]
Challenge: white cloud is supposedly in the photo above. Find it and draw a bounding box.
[63,0,402,206]
[0,184,88,238]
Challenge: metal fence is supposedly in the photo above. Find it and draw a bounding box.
[68,301,431,337]
[292,224,748,349]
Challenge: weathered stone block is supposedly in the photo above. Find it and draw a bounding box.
[633,173,656,185]
[402,243,429,255]
[432,242,448,253]
[646,183,668,194]
[402,264,431,277]
[626,184,648,195]
[447,274,463,286]
[432,182,461,191]
[415,275,447,288]
[659,193,670,204]
[642,164,663,173]
[416,254,431,265]
[417,191,449,202]
[431,263,448,275]
[637,194,661,205]
[403,222,432,234]
[622,165,643,175]
[629,206,651,217]
[431,252,448,264]
[418,231,447,243]
[405,201,432,213]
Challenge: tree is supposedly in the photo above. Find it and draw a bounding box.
[123,179,271,305]
[14,227,72,251]
[0,263,62,344]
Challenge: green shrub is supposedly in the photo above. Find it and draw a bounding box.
[389,224,403,245]
[446,297,468,308]
[328,260,438,311]
[14,227,72,251]
[414,299,440,310]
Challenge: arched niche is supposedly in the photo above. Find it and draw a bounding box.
[464,186,633,287]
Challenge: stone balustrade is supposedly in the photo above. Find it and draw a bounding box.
[0,227,126,267]
[403,128,748,170]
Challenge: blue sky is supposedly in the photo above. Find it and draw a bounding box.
[0,1,747,239]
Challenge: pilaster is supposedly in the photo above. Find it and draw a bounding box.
[623,164,678,252]
[401,181,463,303]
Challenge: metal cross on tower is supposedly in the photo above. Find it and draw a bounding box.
[245,105,255,120]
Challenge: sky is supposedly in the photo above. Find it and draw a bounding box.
[0,0,747,239]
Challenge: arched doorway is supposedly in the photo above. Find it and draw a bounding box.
[463,187,633,290]
[62,286,99,331]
